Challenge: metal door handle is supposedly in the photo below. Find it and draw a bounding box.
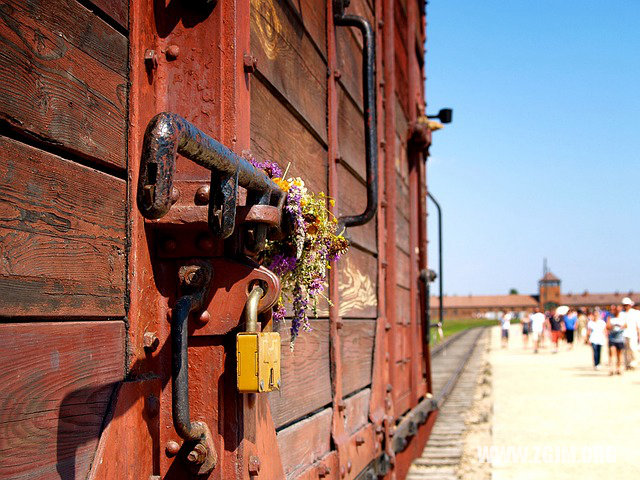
[171,262,218,474]
[137,113,285,238]
[334,1,378,228]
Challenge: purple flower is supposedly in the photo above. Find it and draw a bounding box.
[269,254,297,275]
[248,156,283,179]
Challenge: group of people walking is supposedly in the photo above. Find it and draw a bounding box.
[500,297,640,375]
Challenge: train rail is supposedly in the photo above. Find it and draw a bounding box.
[405,327,490,479]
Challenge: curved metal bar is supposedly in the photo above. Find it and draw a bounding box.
[172,263,212,442]
[244,285,264,333]
[335,11,378,228]
[138,112,285,237]
[427,192,443,328]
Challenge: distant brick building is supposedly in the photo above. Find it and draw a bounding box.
[430,270,640,319]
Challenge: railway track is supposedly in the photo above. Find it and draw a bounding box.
[405,327,490,480]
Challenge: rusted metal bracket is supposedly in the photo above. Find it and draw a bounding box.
[137,113,285,240]
[171,262,218,475]
[354,453,392,479]
[334,1,378,229]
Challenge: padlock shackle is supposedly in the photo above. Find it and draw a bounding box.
[245,285,264,333]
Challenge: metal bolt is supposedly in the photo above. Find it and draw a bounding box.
[166,44,180,59]
[385,398,392,410]
[277,379,281,389]
[163,238,177,253]
[375,425,383,434]
[336,320,343,329]
[197,310,211,325]
[144,49,158,69]
[248,456,261,476]
[259,380,265,391]
[186,443,207,465]
[385,322,391,331]
[194,185,210,205]
[165,440,180,457]
[385,352,390,362]
[143,331,159,352]
[333,69,342,79]
[347,460,352,472]
[386,383,393,393]
[378,19,384,28]
[243,53,257,74]
[196,234,215,252]
[170,186,180,204]
[340,466,346,477]
[355,435,365,446]
[337,400,346,411]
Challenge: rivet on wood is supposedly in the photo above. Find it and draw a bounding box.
[334,69,342,79]
[386,383,393,393]
[340,465,346,477]
[355,435,365,446]
[194,185,210,205]
[378,19,384,28]
[347,461,352,472]
[166,44,180,60]
[317,463,330,477]
[375,425,383,434]
[143,331,159,352]
[248,456,261,476]
[385,322,391,331]
[186,443,207,464]
[336,319,343,329]
[165,440,180,457]
[337,400,346,411]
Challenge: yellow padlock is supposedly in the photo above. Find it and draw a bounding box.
[236,285,281,393]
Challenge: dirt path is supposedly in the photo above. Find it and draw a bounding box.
[490,325,640,479]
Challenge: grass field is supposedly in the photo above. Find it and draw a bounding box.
[430,317,500,343]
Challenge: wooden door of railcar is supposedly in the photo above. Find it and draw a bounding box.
[0,1,434,479]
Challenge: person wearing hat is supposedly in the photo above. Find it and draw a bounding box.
[620,297,640,369]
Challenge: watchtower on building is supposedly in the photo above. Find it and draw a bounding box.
[539,259,561,310]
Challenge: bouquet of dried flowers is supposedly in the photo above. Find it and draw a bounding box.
[249,157,349,347]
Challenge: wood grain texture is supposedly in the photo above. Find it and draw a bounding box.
[395,214,410,255]
[0,321,125,480]
[284,0,326,57]
[269,320,332,428]
[85,0,129,29]
[0,0,127,169]
[251,0,327,143]
[337,84,367,180]
[250,77,327,194]
[338,247,377,318]
[276,407,332,479]
[340,319,375,395]
[0,137,126,316]
[396,249,411,289]
[337,164,377,253]
[343,388,371,436]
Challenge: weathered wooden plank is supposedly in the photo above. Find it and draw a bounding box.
[0,321,125,480]
[85,0,129,29]
[338,247,377,318]
[269,320,331,428]
[284,0,326,57]
[0,0,127,169]
[341,319,375,395]
[396,248,411,289]
[250,78,327,194]
[338,85,366,180]
[337,164,377,253]
[396,215,410,255]
[343,388,371,436]
[0,136,126,316]
[251,0,327,144]
[396,286,411,325]
[277,407,332,479]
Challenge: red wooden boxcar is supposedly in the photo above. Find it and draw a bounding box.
[0,0,437,478]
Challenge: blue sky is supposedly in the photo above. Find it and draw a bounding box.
[425,0,640,296]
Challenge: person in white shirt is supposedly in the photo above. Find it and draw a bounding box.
[530,307,546,354]
[620,297,640,369]
[587,311,607,369]
[501,311,512,348]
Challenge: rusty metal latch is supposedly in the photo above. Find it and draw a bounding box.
[334,0,378,229]
[137,113,285,240]
[171,262,218,475]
